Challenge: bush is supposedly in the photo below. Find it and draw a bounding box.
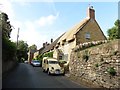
[59,60,67,64]
[83,50,89,62]
[107,67,116,76]
[113,50,119,55]
[2,37,17,61]
[43,51,53,58]
[35,52,53,63]
[83,55,89,62]
[95,63,99,67]
[37,54,43,60]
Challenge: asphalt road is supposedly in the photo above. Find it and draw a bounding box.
[2,63,88,89]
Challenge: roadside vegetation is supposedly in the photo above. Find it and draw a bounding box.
[1,12,17,62]
[107,19,120,40]
[1,12,29,63]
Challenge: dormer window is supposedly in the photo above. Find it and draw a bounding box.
[63,39,66,42]
[58,42,60,45]
[85,32,90,39]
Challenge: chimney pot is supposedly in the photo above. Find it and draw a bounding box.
[43,43,45,47]
[87,6,95,19]
[51,38,53,43]
[45,42,48,47]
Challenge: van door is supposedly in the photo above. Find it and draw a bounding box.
[45,60,49,71]
[44,59,48,71]
[42,59,46,70]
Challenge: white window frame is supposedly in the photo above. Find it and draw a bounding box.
[85,32,90,39]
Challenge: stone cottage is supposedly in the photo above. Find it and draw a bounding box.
[53,6,106,64]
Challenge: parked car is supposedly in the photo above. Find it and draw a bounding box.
[31,60,41,67]
[24,60,28,64]
[42,57,65,75]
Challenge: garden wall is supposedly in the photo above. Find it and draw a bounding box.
[69,39,120,88]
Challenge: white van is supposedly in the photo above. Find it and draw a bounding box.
[42,57,65,75]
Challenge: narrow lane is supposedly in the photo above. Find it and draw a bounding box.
[3,63,88,88]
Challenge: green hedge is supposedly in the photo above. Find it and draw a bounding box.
[43,51,53,58]
[2,37,17,61]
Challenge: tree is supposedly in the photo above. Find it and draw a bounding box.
[1,12,17,62]
[2,37,17,62]
[29,44,37,53]
[0,12,12,39]
[107,19,120,40]
[16,40,29,62]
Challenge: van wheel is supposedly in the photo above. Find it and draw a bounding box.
[43,69,45,72]
[47,69,51,75]
[62,73,65,76]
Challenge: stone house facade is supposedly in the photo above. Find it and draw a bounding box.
[33,50,39,59]
[53,6,106,64]
[28,50,34,63]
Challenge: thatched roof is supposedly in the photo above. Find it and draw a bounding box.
[41,33,64,54]
[58,18,90,44]
[39,18,90,54]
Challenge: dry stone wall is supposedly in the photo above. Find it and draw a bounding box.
[2,56,18,77]
[69,39,120,88]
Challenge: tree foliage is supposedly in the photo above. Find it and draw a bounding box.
[0,12,12,39]
[2,37,17,61]
[43,51,53,58]
[107,19,120,40]
[16,40,29,62]
[29,44,37,53]
[1,12,17,62]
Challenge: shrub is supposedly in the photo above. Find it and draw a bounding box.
[113,50,119,55]
[37,54,43,60]
[83,55,89,62]
[83,50,89,62]
[95,63,99,67]
[59,60,67,64]
[2,37,17,61]
[107,67,116,76]
[59,60,67,67]
[43,51,53,58]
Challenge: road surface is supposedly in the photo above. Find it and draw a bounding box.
[3,63,88,89]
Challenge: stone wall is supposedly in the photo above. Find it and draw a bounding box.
[69,39,120,88]
[2,57,18,77]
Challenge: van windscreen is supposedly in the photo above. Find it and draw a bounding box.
[49,61,59,64]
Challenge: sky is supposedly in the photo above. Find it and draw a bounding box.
[0,0,118,49]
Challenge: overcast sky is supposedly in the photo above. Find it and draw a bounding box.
[0,0,118,49]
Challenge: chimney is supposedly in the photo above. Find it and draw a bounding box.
[51,38,53,43]
[45,42,48,47]
[43,43,45,47]
[87,6,95,19]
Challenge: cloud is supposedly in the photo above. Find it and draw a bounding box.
[37,12,59,27]
[10,12,59,49]
[1,0,60,49]
[0,0,15,20]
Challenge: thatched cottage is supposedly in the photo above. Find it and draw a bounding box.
[53,6,106,64]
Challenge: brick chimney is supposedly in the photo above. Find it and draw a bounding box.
[87,6,95,19]
[43,43,45,47]
[51,38,53,43]
[45,42,48,47]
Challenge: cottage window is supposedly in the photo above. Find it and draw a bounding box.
[63,39,66,42]
[85,32,90,39]
[58,42,60,45]
[68,38,75,43]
